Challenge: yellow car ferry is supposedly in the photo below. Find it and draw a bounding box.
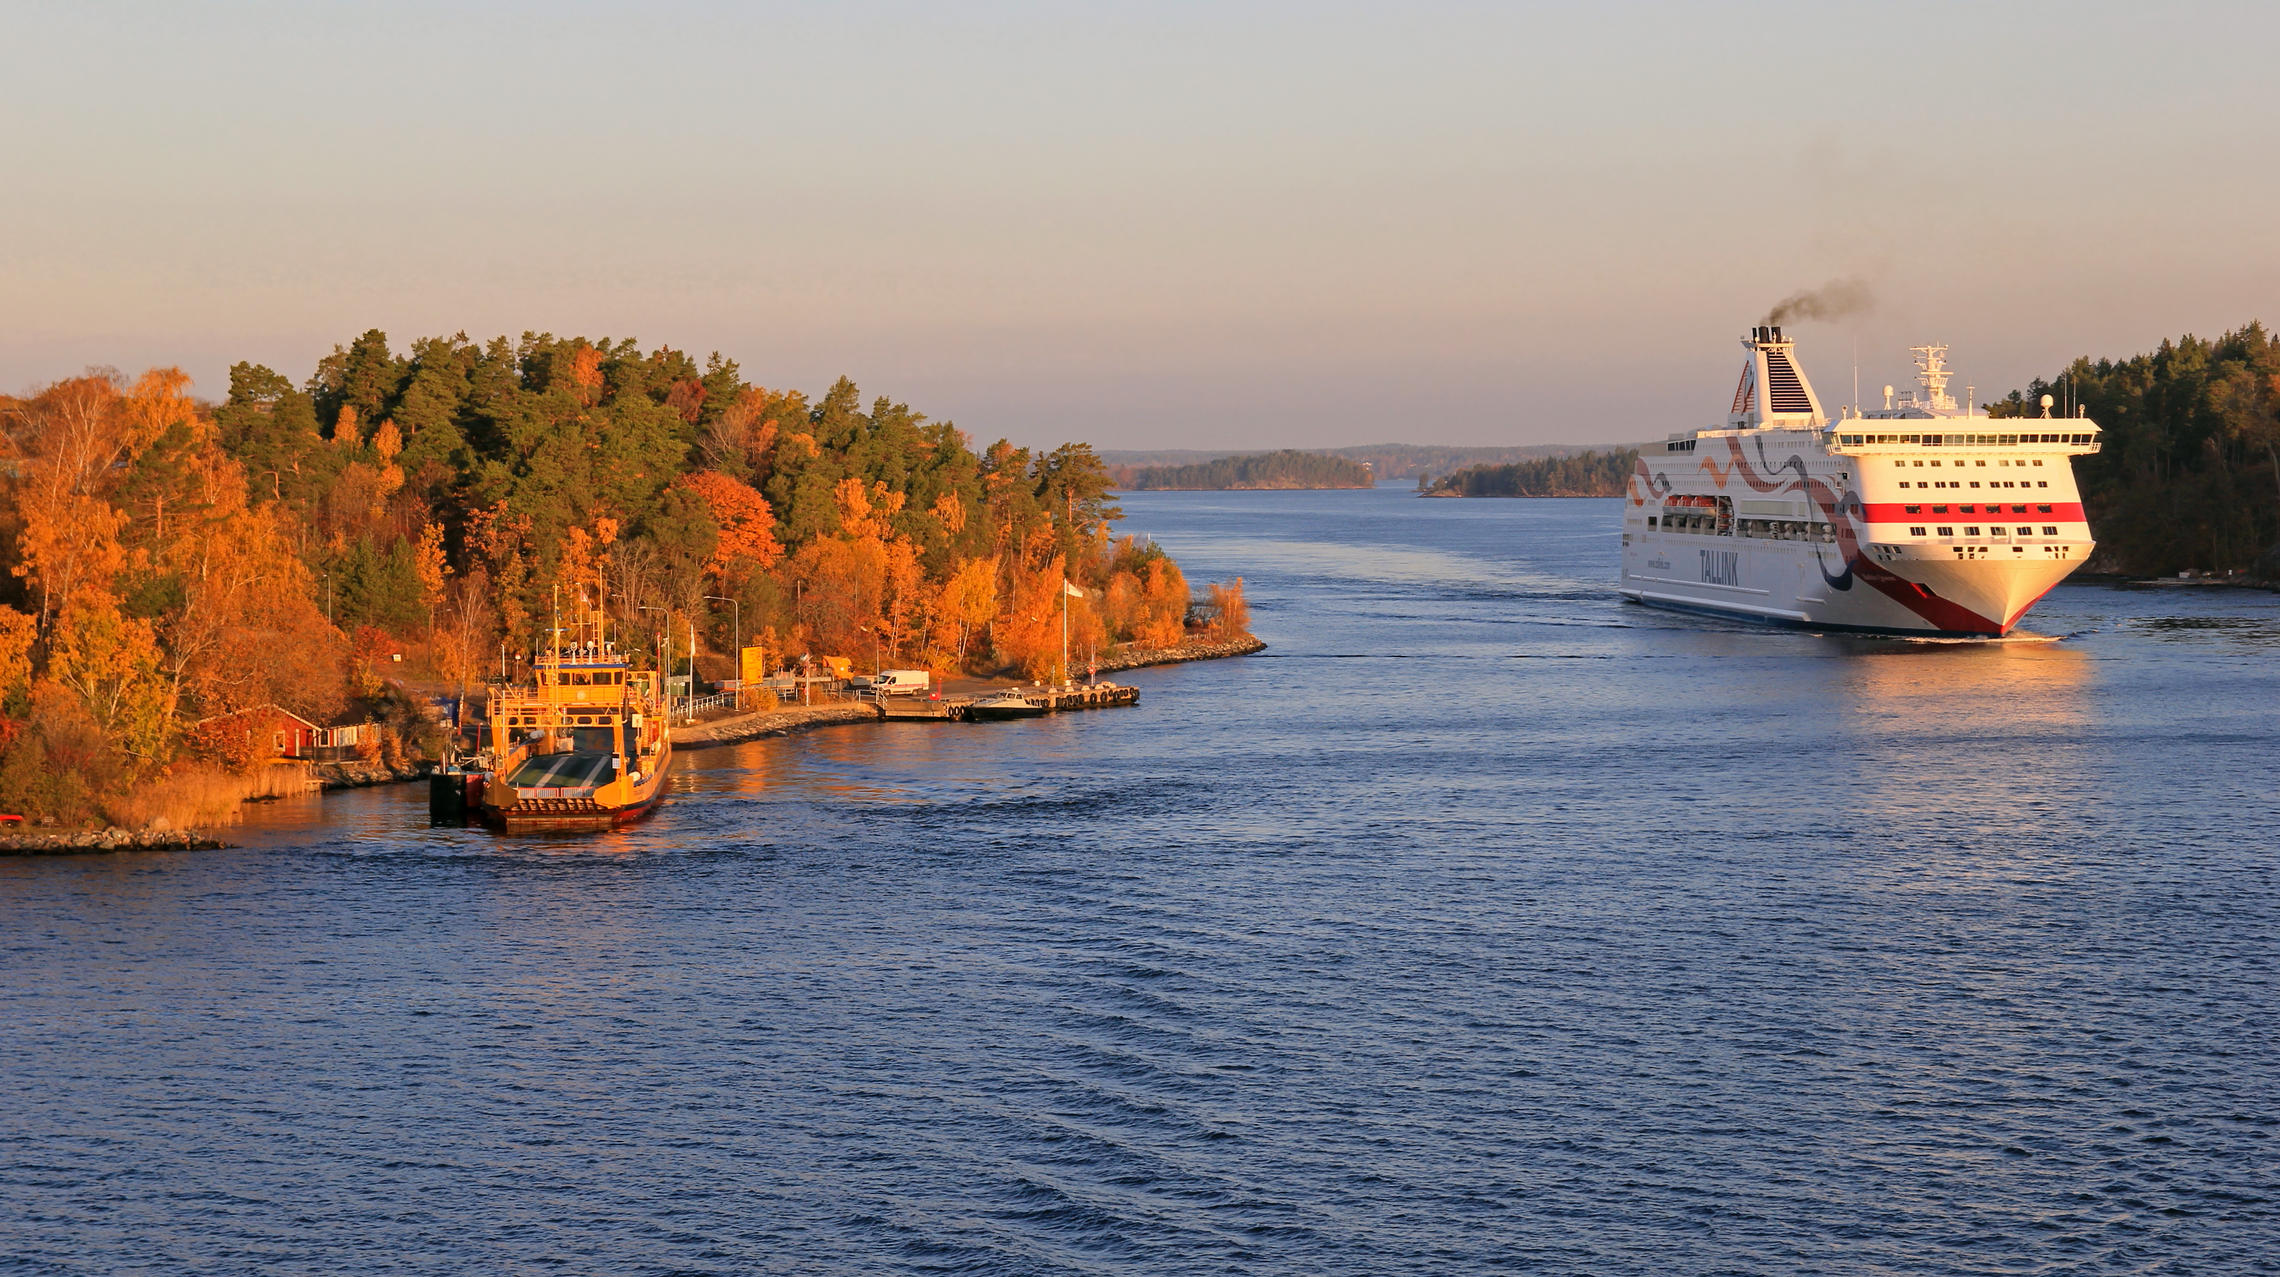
[479,623,672,833]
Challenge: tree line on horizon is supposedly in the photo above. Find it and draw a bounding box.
[1419,449,1639,498]
[1988,322,2280,575]
[0,330,1249,827]
[1121,449,1374,491]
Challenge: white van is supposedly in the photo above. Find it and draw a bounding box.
[865,669,933,698]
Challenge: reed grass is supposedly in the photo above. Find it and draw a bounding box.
[101,763,315,831]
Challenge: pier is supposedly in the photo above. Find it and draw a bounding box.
[876,682,1140,722]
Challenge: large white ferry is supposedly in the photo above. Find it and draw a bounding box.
[1619,327,2100,636]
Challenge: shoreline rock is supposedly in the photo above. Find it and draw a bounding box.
[1096,634,1267,672]
[312,760,433,790]
[671,703,882,751]
[0,828,229,856]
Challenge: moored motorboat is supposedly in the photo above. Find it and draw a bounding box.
[966,689,1048,721]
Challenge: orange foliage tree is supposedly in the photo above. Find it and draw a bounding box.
[676,471,784,572]
[1208,578,1250,639]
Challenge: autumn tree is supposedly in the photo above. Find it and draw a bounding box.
[675,471,784,573]
[936,557,997,670]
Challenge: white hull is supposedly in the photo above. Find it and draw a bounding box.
[1620,530,2085,636]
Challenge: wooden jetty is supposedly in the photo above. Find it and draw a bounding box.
[875,682,1140,723]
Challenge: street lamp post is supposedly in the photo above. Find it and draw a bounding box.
[637,605,670,720]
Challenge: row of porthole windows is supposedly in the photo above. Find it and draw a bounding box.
[544,671,625,687]
[1904,503,2054,515]
[1907,525,2061,538]
[1839,433,2092,446]
[1901,479,2049,489]
[503,714,619,727]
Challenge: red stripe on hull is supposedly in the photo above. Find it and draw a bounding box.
[1860,501,2083,522]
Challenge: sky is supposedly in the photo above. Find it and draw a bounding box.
[5,0,2275,449]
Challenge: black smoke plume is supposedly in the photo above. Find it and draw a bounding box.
[1763,278,1874,326]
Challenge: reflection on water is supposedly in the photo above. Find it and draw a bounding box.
[3,489,2276,1276]
[1839,635,2093,731]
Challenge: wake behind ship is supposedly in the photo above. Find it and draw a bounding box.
[1620,328,2101,636]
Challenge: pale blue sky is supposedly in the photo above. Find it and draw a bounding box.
[5,1,2273,447]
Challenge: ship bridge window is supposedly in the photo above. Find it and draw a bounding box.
[1937,526,1954,536]
[1965,526,1982,536]
[1909,526,1927,536]
[2043,525,2059,536]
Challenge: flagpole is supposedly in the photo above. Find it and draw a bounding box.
[1061,581,1069,688]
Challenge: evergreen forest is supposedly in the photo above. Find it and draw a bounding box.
[1988,323,2280,575]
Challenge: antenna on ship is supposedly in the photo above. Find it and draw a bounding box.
[1909,344,1956,412]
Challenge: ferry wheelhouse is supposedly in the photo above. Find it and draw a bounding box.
[478,617,671,832]
[1619,327,2100,636]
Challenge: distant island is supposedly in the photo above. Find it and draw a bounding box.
[1419,449,1639,497]
[1102,441,1647,482]
[1122,449,1374,490]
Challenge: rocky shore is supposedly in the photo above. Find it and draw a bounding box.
[0,828,228,855]
[311,760,433,790]
[671,702,882,751]
[1097,634,1267,672]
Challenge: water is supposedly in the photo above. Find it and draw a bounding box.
[5,487,2277,1275]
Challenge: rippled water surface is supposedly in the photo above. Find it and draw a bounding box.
[5,489,2278,1275]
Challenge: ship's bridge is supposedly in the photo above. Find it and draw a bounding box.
[1834,344,2101,456]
